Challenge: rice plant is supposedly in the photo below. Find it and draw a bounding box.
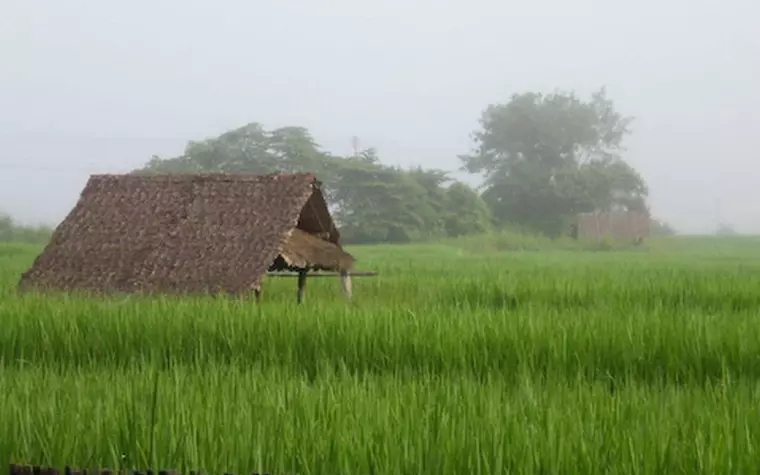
[1,238,760,474]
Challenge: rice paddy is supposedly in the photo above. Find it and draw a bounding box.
[2,237,760,474]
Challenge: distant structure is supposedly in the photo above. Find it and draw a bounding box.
[574,210,650,243]
[18,172,358,302]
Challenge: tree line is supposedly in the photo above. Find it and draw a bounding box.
[0,214,54,245]
[133,87,667,243]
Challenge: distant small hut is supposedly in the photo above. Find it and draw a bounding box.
[574,210,650,244]
[18,172,360,302]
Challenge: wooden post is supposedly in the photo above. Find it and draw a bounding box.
[297,269,308,304]
[266,271,377,277]
[340,269,352,300]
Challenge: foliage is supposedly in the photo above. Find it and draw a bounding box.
[716,222,738,236]
[460,88,649,237]
[441,181,492,238]
[138,87,652,242]
[2,239,760,472]
[139,124,490,243]
[0,212,53,244]
[651,218,678,236]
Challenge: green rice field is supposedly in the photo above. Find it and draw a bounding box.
[2,236,760,474]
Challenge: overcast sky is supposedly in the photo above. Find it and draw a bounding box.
[1,0,757,234]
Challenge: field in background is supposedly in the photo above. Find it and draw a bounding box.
[2,235,760,474]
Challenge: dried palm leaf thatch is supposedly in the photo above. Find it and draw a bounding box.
[18,172,351,297]
[277,228,355,272]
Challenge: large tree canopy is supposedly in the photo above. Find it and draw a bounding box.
[460,88,649,236]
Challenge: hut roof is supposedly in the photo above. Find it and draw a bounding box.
[18,172,354,295]
[279,228,356,271]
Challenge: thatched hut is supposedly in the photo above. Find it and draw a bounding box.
[575,210,650,243]
[18,172,355,302]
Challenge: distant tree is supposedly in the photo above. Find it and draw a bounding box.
[329,155,431,243]
[0,212,53,244]
[460,87,649,236]
[141,122,337,176]
[404,167,451,237]
[442,182,492,237]
[0,213,12,241]
[650,218,677,236]
[716,222,738,236]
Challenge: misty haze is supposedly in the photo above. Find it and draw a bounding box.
[1,0,758,235]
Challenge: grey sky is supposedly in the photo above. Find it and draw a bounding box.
[1,0,757,233]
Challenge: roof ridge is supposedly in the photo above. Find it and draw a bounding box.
[91,171,317,180]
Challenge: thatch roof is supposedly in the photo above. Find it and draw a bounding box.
[278,228,356,271]
[18,172,354,295]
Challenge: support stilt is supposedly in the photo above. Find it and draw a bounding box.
[340,269,353,300]
[297,269,308,304]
